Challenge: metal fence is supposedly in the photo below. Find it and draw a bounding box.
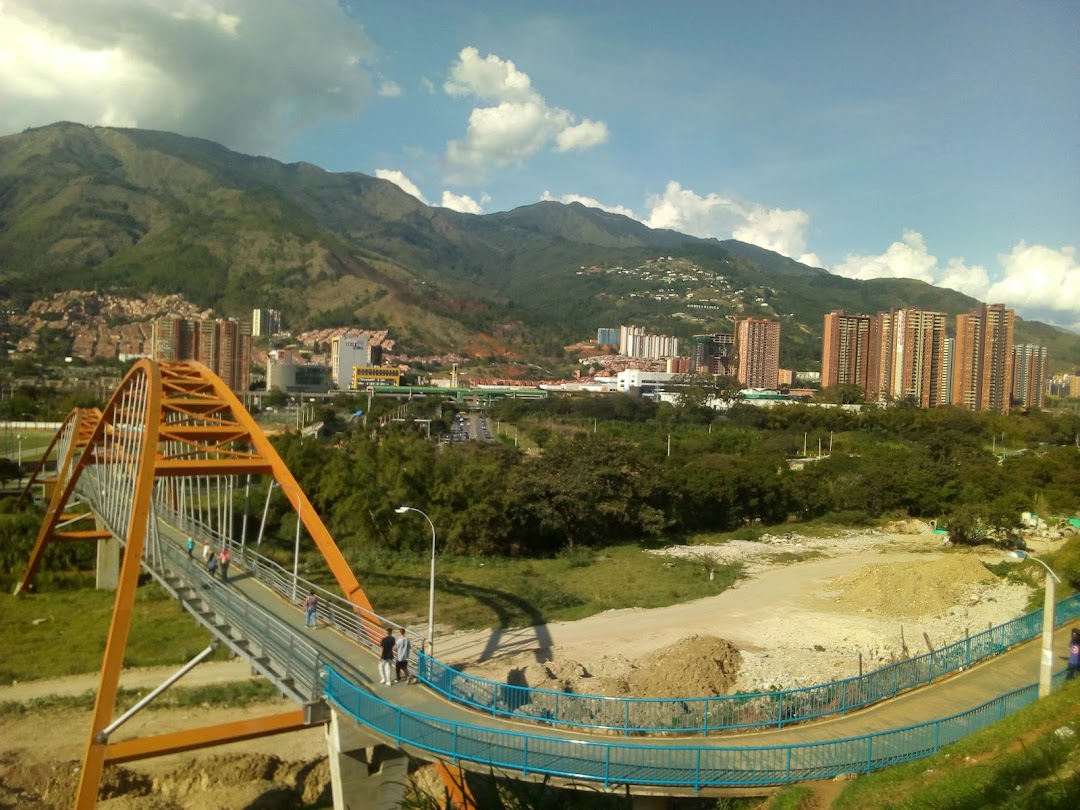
[155,501,425,659]
[326,664,1068,788]
[414,593,1080,736]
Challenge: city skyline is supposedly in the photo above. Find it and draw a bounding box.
[1,2,1077,332]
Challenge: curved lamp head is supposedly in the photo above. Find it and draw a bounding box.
[395,505,410,514]
[1008,550,1028,560]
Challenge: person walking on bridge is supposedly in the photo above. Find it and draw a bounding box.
[304,591,318,629]
[394,627,413,684]
[207,551,218,579]
[202,540,210,563]
[186,537,194,559]
[379,628,396,685]
[219,548,231,582]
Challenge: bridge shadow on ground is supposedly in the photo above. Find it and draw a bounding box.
[347,568,555,668]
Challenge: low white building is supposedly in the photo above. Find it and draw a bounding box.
[616,369,675,393]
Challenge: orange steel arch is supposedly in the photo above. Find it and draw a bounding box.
[16,361,473,809]
[15,407,105,591]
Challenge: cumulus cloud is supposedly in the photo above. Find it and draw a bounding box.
[375,169,427,204]
[442,47,609,178]
[377,79,401,98]
[554,119,610,152]
[989,243,1080,330]
[0,0,375,155]
[440,191,483,214]
[831,231,1080,331]
[643,181,821,266]
[541,190,636,219]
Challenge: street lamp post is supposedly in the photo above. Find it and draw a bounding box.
[1010,550,1061,698]
[279,482,303,603]
[396,505,436,654]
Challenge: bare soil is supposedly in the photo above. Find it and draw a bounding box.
[0,523,1038,807]
[444,523,1033,695]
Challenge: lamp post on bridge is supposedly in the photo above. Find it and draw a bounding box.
[395,505,437,655]
[279,482,304,603]
[1010,549,1061,698]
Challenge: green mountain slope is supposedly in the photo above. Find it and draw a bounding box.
[0,122,1076,369]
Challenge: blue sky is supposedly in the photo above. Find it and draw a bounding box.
[2,1,1078,331]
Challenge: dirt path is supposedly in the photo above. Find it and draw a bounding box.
[0,659,257,704]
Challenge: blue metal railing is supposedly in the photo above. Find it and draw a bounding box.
[325,664,1070,788]
[413,593,1080,736]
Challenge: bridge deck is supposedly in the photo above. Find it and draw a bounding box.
[190,536,1076,751]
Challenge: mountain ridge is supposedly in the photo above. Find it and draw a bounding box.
[0,122,1076,370]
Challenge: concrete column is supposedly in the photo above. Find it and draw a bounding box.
[95,517,119,591]
[326,707,408,810]
[631,796,670,810]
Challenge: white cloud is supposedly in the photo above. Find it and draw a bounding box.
[541,191,635,218]
[0,0,375,155]
[440,190,483,214]
[832,230,946,284]
[989,243,1080,330]
[377,79,401,98]
[554,119,609,152]
[442,47,609,178]
[444,46,533,103]
[831,231,1080,331]
[419,77,435,95]
[643,181,820,265]
[375,169,427,204]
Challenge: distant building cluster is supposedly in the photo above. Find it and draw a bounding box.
[617,325,680,359]
[821,303,1046,413]
[151,316,251,393]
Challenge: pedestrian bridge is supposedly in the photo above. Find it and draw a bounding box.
[12,360,1080,808]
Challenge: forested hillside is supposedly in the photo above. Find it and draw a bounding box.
[1,122,1077,368]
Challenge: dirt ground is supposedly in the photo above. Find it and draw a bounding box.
[444,522,1035,695]
[0,523,1043,807]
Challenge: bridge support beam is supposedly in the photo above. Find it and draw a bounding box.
[95,517,119,591]
[631,796,671,810]
[326,707,408,810]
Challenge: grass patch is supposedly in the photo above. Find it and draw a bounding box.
[0,679,281,716]
[833,679,1080,809]
[341,542,745,631]
[763,787,814,810]
[0,581,230,683]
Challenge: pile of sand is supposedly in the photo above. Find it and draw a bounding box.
[828,555,997,620]
[884,518,934,535]
[506,635,742,698]
[628,635,742,697]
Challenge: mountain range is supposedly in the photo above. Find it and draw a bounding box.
[0,122,1076,372]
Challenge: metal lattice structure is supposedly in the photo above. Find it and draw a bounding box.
[13,361,391,808]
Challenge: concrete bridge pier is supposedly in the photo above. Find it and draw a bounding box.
[327,707,408,810]
[95,517,119,591]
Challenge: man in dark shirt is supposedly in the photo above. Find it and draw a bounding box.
[379,628,396,685]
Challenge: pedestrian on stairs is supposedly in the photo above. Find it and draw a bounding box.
[186,537,195,559]
[219,548,230,582]
[207,551,218,579]
[202,540,210,562]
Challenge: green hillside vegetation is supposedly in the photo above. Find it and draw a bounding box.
[1,122,1077,369]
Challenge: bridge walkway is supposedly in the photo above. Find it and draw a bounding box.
[193,535,1078,753]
